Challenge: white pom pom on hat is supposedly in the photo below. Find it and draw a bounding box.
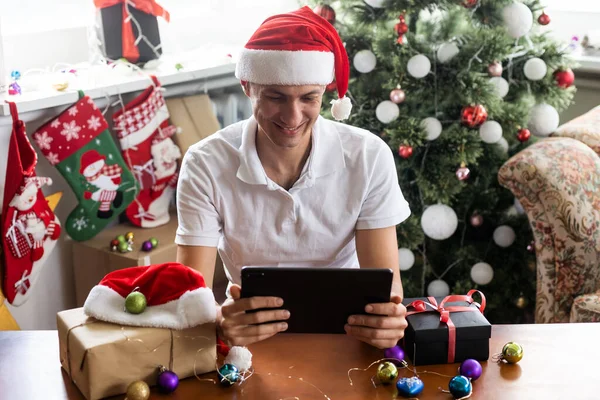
[235,6,352,121]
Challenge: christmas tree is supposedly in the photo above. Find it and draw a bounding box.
[310,0,576,323]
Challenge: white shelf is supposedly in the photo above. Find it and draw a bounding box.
[574,55,600,74]
[0,62,238,117]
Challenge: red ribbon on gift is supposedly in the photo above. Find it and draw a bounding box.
[405,290,486,364]
[94,0,170,63]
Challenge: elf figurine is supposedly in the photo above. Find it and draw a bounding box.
[80,150,124,219]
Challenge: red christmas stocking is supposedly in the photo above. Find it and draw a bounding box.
[1,102,61,306]
[113,76,181,228]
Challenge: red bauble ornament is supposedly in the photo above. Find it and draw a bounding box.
[517,128,531,142]
[461,104,488,128]
[470,213,483,227]
[398,145,413,159]
[538,12,551,26]
[326,80,337,92]
[488,61,503,77]
[313,4,336,25]
[553,68,575,88]
[456,165,471,181]
[462,0,478,8]
[395,22,409,35]
[389,88,406,104]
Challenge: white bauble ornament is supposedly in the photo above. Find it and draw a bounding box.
[489,77,509,98]
[398,248,415,271]
[437,43,460,64]
[421,117,442,141]
[502,2,533,39]
[470,262,494,285]
[364,0,386,8]
[407,54,431,79]
[479,120,503,144]
[523,58,547,81]
[528,103,559,137]
[497,137,509,153]
[493,225,516,247]
[421,204,458,240]
[353,50,377,73]
[375,101,400,124]
[427,279,450,297]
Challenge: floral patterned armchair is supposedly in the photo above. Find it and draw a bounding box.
[499,106,600,323]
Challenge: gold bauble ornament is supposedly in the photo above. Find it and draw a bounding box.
[502,342,524,364]
[376,361,398,384]
[515,296,528,309]
[125,232,135,242]
[125,380,150,400]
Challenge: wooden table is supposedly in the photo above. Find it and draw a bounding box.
[1,323,599,399]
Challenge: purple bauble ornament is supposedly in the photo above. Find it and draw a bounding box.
[157,369,179,393]
[459,358,482,381]
[384,345,405,365]
[142,240,153,252]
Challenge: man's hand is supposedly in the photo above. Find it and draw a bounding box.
[344,294,407,349]
[219,284,290,347]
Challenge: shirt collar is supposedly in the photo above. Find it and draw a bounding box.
[236,116,346,187]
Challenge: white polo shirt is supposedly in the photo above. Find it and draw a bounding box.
[175,115,411,285]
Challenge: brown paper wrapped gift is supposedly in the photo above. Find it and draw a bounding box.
[57,308,216,400]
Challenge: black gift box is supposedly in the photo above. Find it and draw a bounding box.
[97,3,162,64]
[402,296,491,366]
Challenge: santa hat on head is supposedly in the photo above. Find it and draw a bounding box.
[235,6,352,121]
[79,149,106,175]
[15,176,53,195]
[83,262,217,330]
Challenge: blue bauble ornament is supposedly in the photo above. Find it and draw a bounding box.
[396,376,424,397]
[218,364,239,387]
[10,70,21,80]
[459,358,482,381]
[449,375,472,399]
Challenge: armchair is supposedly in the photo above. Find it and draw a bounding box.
[499,106,600,323]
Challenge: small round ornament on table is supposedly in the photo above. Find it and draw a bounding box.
[396,376,424,397]
[421,204,458,240]
[118,241,132,253]
[456,164,470,181]
[376,101,400,124]
[471,262,494,285]
[421,117,442,141]
[489,77,509,98]
[142,241,153,252]
[353,50,377,73]
[461,104,488,128]
[479,120,503,144]
[502,2,533,39]
[448,375,472,399]
[157,366,179,393]
[493,225,516,247]
[488,61,503,77]
[116,234,127,244]
[523,58,548,81]
[501,342,524,364]
[313,4,336,25]
[125,291,147,314]
[407,54,431,78]
[389,87,406,104]
[150,237,159,248]
[398,145,413,159]
[517,128,531,142]
[376,361,398,384]
[459,359,482,381]
[125,231,135,243]
[398,248,415,271]
[538,11,551,26]
[437,43,460,64]
[427,279,450,297]
[110,239,120,251]
[528,103,559,137]
[384,345,405,365]
[126,380,150,400]
[553,68,575,88]
[218,364,240,386]
[470,212,483,227]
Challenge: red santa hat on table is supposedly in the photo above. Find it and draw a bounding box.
[83,262,217,330]
[235,6,352,121]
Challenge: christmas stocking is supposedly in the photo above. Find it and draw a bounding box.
[32,91,139,241]
[113,76,181,228]
[1,102,61,306]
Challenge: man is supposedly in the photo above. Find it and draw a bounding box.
[175,6,411,350]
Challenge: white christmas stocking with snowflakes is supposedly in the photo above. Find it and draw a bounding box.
[32,90,139,241]
[113,77,181,228]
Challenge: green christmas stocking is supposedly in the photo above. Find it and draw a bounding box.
[32,91,139,241]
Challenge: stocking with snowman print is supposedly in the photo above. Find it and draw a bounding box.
[112,76,181,228]
[32,91,139,241]
[1,102,61,305]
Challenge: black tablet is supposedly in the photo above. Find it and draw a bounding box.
[241,267,393,334]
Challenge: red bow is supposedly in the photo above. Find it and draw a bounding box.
[405,290,486,363]
[94,0,170,63]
